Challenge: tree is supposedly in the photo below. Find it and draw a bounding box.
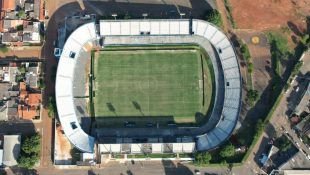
[17,154,39,169]
[219,143,235,158]
[194,152,212,164]
[247,89,259,104]
[278,137,292,152]
[16,25,23,31]
[205,9,223,28]
[47,96,57,118]
[18,133,41,169]
[0,45,9,53]
[240,43,251,61]
[21,134,40,154]
[300,34,309,46]
[17,10,26,19]
[248,62,254,74]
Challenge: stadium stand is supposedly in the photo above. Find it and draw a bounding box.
[56,22,97,153]
[56,19,241,153]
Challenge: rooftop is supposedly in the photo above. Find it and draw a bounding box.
[2,0,16,12]
[2,32,22,43]
[2,135,21,166]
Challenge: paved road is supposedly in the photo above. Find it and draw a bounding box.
[246,50,310,173]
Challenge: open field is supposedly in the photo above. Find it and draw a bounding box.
[93,47,212,124]
[230,0,308,31]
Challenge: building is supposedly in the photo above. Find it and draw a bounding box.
[295,81,310,115]
[2,135,21,166]
[22,21,40,43]
[1,0,16,12]
[55,19,241,154]
[2,19,23,32]
[2,32,23,45]
[25,65,38,88]
[24,2,34,12]
[18,82,41,120]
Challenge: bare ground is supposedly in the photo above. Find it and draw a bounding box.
[230,0,308,31]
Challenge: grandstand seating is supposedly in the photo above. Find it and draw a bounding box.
[56,19,241,153]
[56,22,97,153]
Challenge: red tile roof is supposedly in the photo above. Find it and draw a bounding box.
[2,0,15,11]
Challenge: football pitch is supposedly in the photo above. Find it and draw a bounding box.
[93,46,212,124]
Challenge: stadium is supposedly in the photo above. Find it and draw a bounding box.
[55,19,242,156]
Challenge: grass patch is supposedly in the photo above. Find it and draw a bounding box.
[223,0,237,28]
[93,46,213,125]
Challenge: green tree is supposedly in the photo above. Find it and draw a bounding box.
[16,25,23,31]
[240,43,251,61]
[124,13,131,19]
[194,152,212,164]
[47,96,57,118]
[17,154,39,169]
[247,89,259,104]
[300,34,309,46]
[205,9,223,28]
[219,143,235,158]
[255,119,265,133]
[278,136,293,152]
[248,62,254,74]
[21,134,41,154]
[18,133,41,169]
[0,45,9,53]
[17,10,26,18]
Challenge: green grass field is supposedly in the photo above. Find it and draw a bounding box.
[93,47,211,124]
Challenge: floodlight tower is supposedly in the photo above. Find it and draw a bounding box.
[179,13,185,19]
[142,13,148,19]
[112,13,117,20]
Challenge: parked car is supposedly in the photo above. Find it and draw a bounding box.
[125,121,136,127]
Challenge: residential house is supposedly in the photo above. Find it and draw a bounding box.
[6,99,18,120]
[2,32,22,45]
[18,82,41,120]
[22,21,40,43]
[0,66,10,82]
[25,64,38,88]
[294,113,310,141]
[2,19,23,32]
[2,135,21,166]
[295,82,310,115]
[1,0,16,12]
[24,0,40,20]
[15,0,26,11]
[0,63,20,84]
[1,0,17,21]
[24,2,34,13]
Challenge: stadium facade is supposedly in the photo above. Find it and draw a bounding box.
[55,19,242,154]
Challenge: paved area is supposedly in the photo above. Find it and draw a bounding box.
[234,30,271,92]
[246,50,310,173]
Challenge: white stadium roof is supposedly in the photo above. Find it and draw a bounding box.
[56,19,241,153]
[56,22,97,153]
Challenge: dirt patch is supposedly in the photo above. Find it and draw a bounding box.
[55,125,72,164]
[230,0,308,31]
